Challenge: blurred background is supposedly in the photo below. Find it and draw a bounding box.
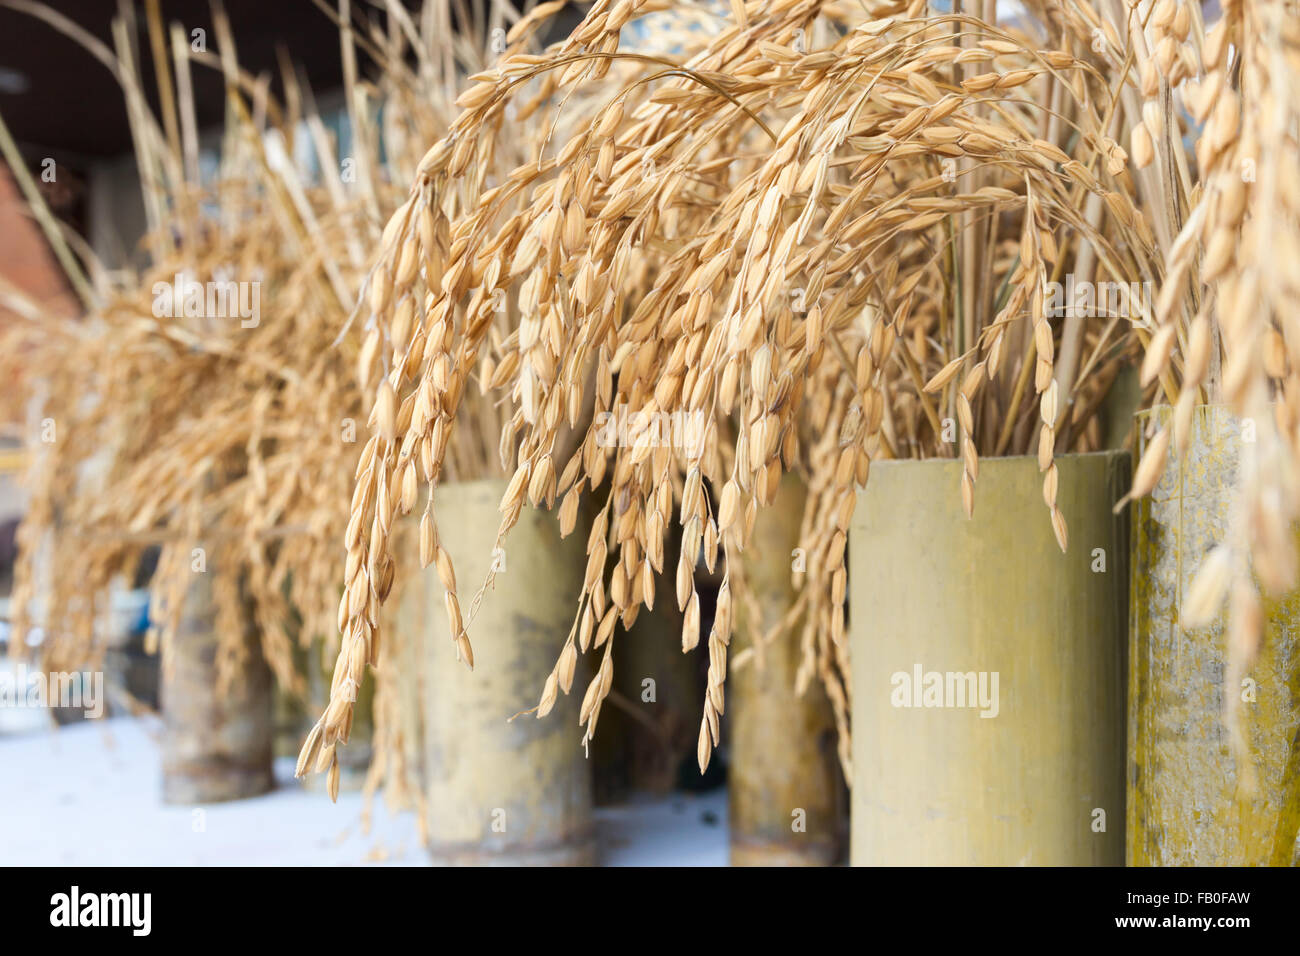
[0,0,844,867]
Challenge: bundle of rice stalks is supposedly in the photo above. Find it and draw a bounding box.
[0,0,536,749]
[305,0,1188,781]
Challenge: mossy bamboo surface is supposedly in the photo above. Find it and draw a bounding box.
[1129,406,1300,866]
[850,452,1128,865]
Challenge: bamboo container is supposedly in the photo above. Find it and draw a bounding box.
[269,607,377,794]
[730,477,847,865]
[1129,406,1300,866]
[273,628,373,792]
[592,522,697,801]
[396,478,595,865]
[850,452,1129,865]
[161,566,274,804]
[591,602,697,801]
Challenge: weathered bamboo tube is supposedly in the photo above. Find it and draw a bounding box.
[273,632,373,790]
[729,477,846,866]
[272,641,310,761]
[300,645,374,794]
[397,478,595,865]
[850,452,1128,865]
[161,565,274,804]
[1129,405,1300,866]
[592,523,696,801]
[615,607,697,794]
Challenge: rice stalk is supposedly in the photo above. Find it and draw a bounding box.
[308,0,1175,780]
[0,1,546,806]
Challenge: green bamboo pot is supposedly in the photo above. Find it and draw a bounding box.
[298,644,375,794]
[273,609,374,793]
[590,523,697,802]
[729,476,847,865]
[1129,405,1300,866]
[850,451,1129,865]
[162,564,274,804]
[395,478,595,865]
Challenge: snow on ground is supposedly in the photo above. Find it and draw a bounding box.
[0,719,727,866]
